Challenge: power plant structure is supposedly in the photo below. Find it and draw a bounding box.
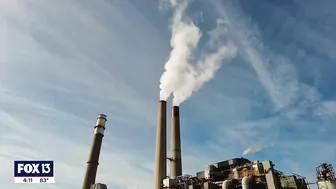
[162,156,312,189]
[170,106,183,179]
[79,104,334,189]
[154,100,168,189]
[82,114,108,189]
[316,163,336,189]
[152,101,335,189]
[153,101,184,189]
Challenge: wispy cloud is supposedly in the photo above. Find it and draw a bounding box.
[0,98,153,188]
[0,1,219,188]
[1,0,335,188]
[0,0,167,188]
[208,0,336,180]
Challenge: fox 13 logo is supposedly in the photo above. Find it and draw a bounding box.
[14,160,55,184]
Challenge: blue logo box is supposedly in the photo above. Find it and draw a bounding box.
[14,160,54,177]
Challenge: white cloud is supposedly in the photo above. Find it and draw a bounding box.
[0,91,218,189]
[1,0,335,189]
[208,0,328,115]
[0,0,19,9]
[0,91,157,188]
[0,1,216,188]
[0,0,167,188]
[210,2,293,111]
[317,101,336,116]
[208,0,336,121]
[207,0,335,179]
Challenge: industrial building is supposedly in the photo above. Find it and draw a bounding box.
[152,100,336,189]
[80,103,335,189]
[316,163,336,189]
[162,158,311,189]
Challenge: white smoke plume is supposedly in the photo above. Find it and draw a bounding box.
[242,142,275,156]
[242,142,263,156]
[159,0,237,105]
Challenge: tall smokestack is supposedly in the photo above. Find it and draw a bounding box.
[170,106,182,179]
[82,114,107,189]
[153,101,167,189]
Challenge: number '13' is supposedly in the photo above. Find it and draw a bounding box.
[42,164,51,173]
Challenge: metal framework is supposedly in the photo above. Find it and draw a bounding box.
[176,175,203,189]
[316,163,336,181]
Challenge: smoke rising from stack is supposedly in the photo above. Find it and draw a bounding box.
[242,142,262,156]
[242,142,275,155]
[159,0,237,106]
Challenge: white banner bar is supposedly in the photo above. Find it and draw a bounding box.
[14,177,55,183]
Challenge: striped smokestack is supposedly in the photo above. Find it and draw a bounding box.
[170,106,182,179]
[153,100,167,189]
[82,114,107,189]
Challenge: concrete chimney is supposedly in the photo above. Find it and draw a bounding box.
[170,106,182,179]
[82,114,107,189]
[153,100,167,189]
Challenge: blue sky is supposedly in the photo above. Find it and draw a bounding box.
[0,0,335,189]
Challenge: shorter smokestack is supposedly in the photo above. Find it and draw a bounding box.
[153,101,167,189]
[170,106,182,179]
[82,114,107,189]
